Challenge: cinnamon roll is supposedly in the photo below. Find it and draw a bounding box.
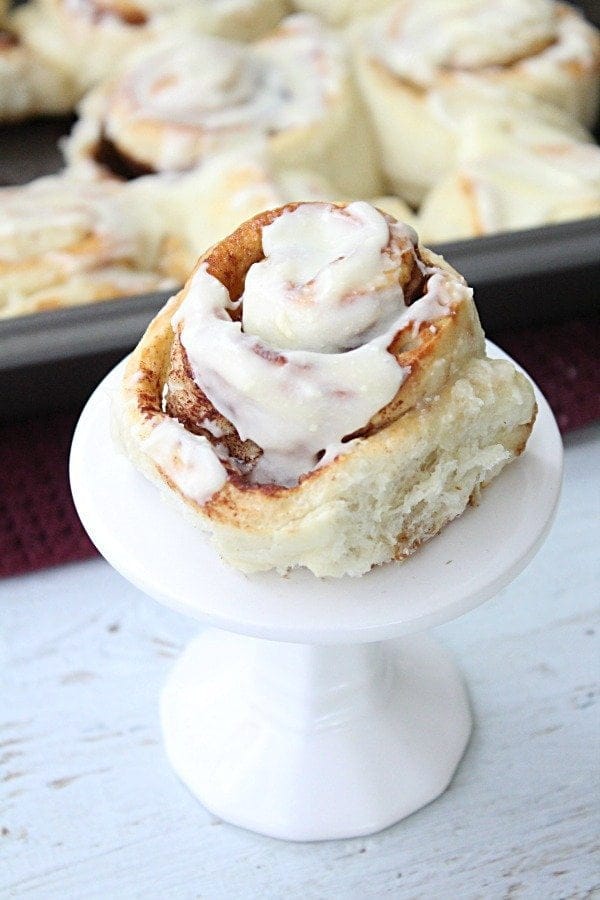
[0,24,79,121]
[353,0,600,203]
[12,0,288,97]
[116,201,536,578]
[419,139,600,243]
[0,174,175,318]
[62,16,383,198]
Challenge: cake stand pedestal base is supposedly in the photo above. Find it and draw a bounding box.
[161,629,471,841]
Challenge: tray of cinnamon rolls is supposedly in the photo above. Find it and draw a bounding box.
[0,0,598,419]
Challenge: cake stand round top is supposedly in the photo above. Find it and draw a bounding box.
[70,343,562,645]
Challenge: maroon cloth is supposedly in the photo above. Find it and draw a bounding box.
[1,317,599,579]
[0,413,97,578]
[494,317,600,433]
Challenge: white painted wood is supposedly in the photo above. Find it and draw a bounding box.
[1,424,598,899]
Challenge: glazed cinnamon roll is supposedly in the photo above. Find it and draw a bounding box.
[0,24,79,121]
[353,0,600,202]
[419,139,600,243]
[12,0,288,97]
[63,16,383,198]
[0,174,175,318]
[116,201,536,578]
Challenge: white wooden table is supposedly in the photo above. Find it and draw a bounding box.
[1,425,598,900]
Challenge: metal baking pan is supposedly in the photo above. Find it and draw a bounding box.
[1,213,598,421]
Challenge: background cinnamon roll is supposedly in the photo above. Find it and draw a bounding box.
[62,16,383,198]
[353,0,600,202]
[419,139,600,243]
[12,0,288,97]
[371,195,419,231]
[0,174,175,318]
[0,23,79,121]
[116,201,536,578]
[135,149,415,284]
[353,66,594,204]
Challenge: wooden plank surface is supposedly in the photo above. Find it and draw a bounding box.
[1,425,598,900]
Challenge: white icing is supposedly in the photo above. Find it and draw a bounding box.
[172,263,408,485]
[315,437,360,470]
[125,40,274,128]
[172,203,471,487]
[142,417,227,503]
[366,0,585,87]
[242,202,411,352]
[521,3,599,70]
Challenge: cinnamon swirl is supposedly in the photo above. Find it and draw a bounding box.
[0,174,175,318]
[62,15,383,198]
[353,0,600,203]
[116,201,536,578]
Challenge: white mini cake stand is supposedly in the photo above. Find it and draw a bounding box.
[70,346,562,842]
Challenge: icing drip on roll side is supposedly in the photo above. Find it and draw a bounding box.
[167,202,471,488]
[142,418,227,504]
